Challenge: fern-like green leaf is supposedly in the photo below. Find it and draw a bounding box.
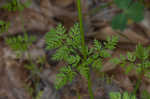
[122,92,136,99]
[5,33,36,54]
[68,23,81,49]
[77,63,89,79]
[52,46,70,61]
[93,39,102,51]
[135,44,149,60]
[0,20,10,34]
[1,0,31,11]
[104,36,119,50]
[100,49,111,58]
[45,24,67,50]
[109,92,121,99]
[92,59,102,70]
[109,92,136,99]
[127,52,136,62]
[66,55,81,65]
[55,73,68,89]
[55,66,76,89]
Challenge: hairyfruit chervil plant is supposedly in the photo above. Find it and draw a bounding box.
[44,0,118,99]
[110,44,150,95]
[45,23,119,98]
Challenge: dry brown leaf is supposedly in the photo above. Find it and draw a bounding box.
[89,26,149,44]
[0,9,55,35]
[140,11,150,38]
[40,0,76,17]
[0,60,31,99]
[51,0,73,7]
[114,71,134,92]
[101,49,127,72]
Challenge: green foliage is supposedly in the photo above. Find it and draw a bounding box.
[5,33,36,56]
[111,44,150,75]
[77,61,90,78]
[112,0,144,30]
[45,24,67,50]
[37,55,46,65]
[5,33,41,98]
[1,0,31,12]
[110,57,121,65]
[92,59,102,70]
[127,52,136,62]
[55,66,77,89]
[24,62,41,77]
[35,91,43,99]
[104,36,119,50]
[141,90,150,99]
[24,83,34,96]
[109,92,136,99]
[25,83,43,99]
[134,44,150,76]
[114,0,131,9]
[24,61,43,99]
[135,44,150,60]
[110,44,150,93]
[0,20,10,34]
[111,13,127,31]
[24,59,43,99]
[45,23,118,89]
[109,92,121,99]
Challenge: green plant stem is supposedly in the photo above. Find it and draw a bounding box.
[133,79,141,94]
[87,75,94,99]
[77,89,81,99]
[133,70,144,94]
[77,0,94,99]
[77,0,87,60]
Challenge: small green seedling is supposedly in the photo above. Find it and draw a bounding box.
[110,44,150,94]
[109,91,136,99]
[112,0,144,30]
[2,1,42,97]
[5,33,43,98]
[35,91,43,99]
[1,0,31,12]
[5,33,36,57]
[45,23,118,94]
[0,20,10,34]
[141,90,150,99]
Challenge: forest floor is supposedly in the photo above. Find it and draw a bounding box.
[0,0,150,99]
